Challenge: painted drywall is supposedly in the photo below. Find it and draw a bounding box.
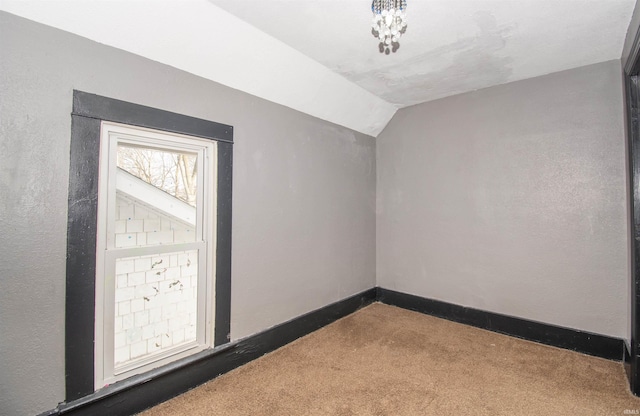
[377,60,628,340]
[3,0,635,136]
[0,12,376,415]
[0,0,397,137]
[212,0,635,108]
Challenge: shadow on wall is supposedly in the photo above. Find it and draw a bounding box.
[340,10,515,106]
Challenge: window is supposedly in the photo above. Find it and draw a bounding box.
[66,91,232,401]
[95,123,217,387]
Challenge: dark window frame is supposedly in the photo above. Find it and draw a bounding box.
[65,90,233,401]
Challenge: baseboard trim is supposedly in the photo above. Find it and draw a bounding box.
[376,287,624,361]
[41,288,376,416]
[41,286,626,415]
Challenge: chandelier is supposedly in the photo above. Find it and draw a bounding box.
[371,0,407,52]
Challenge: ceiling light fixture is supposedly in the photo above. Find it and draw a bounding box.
[371,0,407,53]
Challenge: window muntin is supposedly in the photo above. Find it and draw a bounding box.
[95,122,217,387]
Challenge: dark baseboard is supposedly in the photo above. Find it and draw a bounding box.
[41,286,628,415]
[376,287,624,361]
[41,288,376,416]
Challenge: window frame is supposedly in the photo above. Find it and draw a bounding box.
[95,122,217,388]
[66,91,232,401]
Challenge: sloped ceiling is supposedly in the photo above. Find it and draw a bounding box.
[211,0,635,107]
[0,0,636,136]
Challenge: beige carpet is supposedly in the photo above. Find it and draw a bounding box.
[141,303,640,415]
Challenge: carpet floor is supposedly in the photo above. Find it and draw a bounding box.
[141,303,640,415]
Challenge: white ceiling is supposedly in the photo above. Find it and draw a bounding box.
[211,0,636,106]
[1,0,637,136]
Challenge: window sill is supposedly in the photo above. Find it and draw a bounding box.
[57,341,237,414]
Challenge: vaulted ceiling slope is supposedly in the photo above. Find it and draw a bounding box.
[1,0,636,137]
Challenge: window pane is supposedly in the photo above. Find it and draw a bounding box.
[114,144,198,248]
[113,250,199,369]
[117,144,197,206]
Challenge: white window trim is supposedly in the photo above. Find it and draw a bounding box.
[94,121,217,389]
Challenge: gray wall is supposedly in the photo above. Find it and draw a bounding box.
[377,60,628,340]
[0,12,376,415]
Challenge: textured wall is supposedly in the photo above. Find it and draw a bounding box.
[113,194,200,370]
[377,60,628,339]
[115,194,196,248]
[0,12,376,415]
